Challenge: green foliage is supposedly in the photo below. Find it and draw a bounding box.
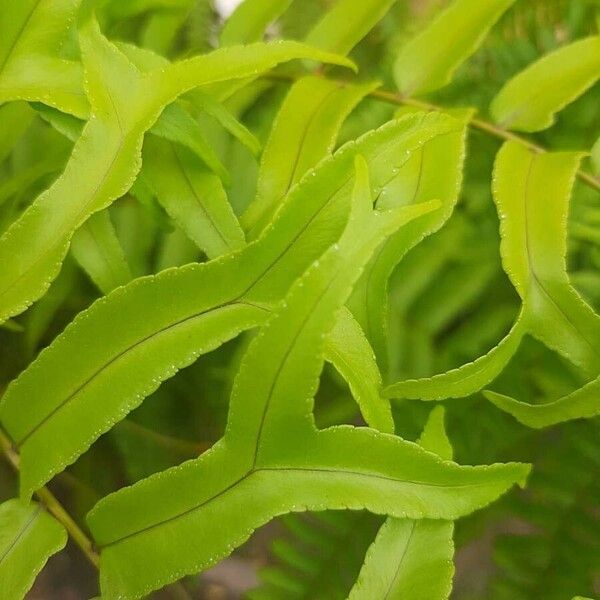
[0,499,67,599]
[491,36,600,132]
[0,0,599,599]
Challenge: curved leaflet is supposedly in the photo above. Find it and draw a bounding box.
[384,311,527,401]
[0,113,460,497]
[86,159,528,599]
[484,375,600,428]
[242,75,377,238]
[394,0,517,97]
[0,4,354,324]
[324,307,392,434]
[349,407,454,600]
[491,36,600,132]
[349,112,468,374]
[0,0,87,117]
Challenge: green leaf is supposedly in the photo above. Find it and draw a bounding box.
[0,5,355,324]
[0,113,458,497]
[304,0,399,56]
[384,311,527,401]
[491,36,600,132]
[148,102,229,183]
[394,0,517,96]
[87,159,527,599]
[386,141,600,409]
[417,406,453,460]
[349,112,468,374]
[188,89,262,157]
[115,40,261,156]
[142,137,246,259]
[350,518,454,600]
[484,373,600,429]
[324,307,392,433]
[71,209,132,294]
[0,0,87,117]
[492,142,600,377]
[0,499,67,600]
[242,76,377,237]
[220,0,293,46]
[349,408,454,600]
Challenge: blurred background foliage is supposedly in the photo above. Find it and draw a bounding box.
[1,0,599,598]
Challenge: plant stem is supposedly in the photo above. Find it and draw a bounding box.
[263,73,600,194]
[0,426,99,568]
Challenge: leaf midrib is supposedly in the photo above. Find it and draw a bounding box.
[0,505,41,565]
[99,464,501,548]
[0,0,42,76]
[0,126,126,305]
[383,519,415,600]
[522,154,600,362]
[14,301,267,447]
[170,142,232,251]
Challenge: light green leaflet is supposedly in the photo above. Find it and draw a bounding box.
[349,407,454,600]
[71,210,132,294]
[386,142,600,408]
[242,75,377,238]
[114,40,261,159]
[0,113,458,497]
[484,374,600,429]
[493,142,600,377]
[220,0,293,46]
[349,111,469,375]
[0,4,354,324]
[141,136,246,259]
[324,307,393,434]
[394,0,517,97]
[0,1,258,167]
[0,0,87,118]
[35,70,247,264]
[385,312,527,401]
[304,0,399,56]
[86,159,528,600]
[0,499,67,600]
[147,102,229,182]
[491,36,600,132]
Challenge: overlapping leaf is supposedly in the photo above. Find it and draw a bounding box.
[242,75,376,238]
[0,3,354,323]
[349,110,469,374]
[386,142,600,418]
[86,159,528,599]
[0,113,460,497]
[349,407,454,600]
[0,0,87,117]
